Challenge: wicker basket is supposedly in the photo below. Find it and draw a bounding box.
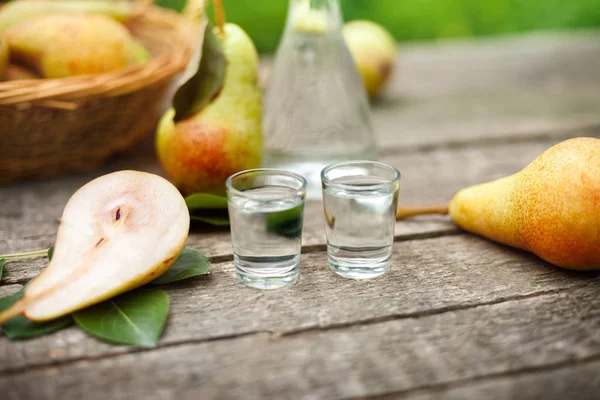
[0,2,202,183]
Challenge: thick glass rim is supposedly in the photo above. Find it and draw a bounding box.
[226,168,308,200]
[321,160,401,191]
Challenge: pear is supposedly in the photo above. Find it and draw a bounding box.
[343,20,396,98]
[397,137,600,271]
[0,38,8,80]
[448,138,600,270]
[156,23,263,195]
[4,63,40,80]
[0,0,135,33]
[0,171,190,323]
[5,13,149,78]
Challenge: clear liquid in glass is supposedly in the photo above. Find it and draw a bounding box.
[323,175,399,278]
[228,186,305,289]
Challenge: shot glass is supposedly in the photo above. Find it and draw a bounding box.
[321,161,400,279]
[226,169,307,289]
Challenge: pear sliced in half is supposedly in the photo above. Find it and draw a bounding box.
[0,171,190,323]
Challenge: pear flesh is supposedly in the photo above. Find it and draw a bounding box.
[448,137,600,270]
[0,171,190,323]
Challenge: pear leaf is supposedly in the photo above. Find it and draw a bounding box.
[150,248,211,285]
[266,203,305,238]
[0,285,72,339]
[156,0,187,12]
[186,193,230,226]
[185,193,228,210]
[47,246,54,261]
[173,22,226,121]
[73,290,169,347]
[0,258,4,281]
[191,215,230,226]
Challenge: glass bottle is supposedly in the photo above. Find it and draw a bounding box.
[263,0,377,199]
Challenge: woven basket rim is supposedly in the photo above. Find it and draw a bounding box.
[0,5,201,106]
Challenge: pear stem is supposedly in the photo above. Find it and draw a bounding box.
[0,248,50,261]
[213,0,226,36]
[396,205,449,220]
[0,300,26,325]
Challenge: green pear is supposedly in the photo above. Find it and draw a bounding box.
[343,20,396,98]
[0,0,135,33]
[447,137,600,270]
[156,23,263,195]
[0,171,190,323]
[5,13,149,78]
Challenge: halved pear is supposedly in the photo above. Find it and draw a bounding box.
[0,170,190,323]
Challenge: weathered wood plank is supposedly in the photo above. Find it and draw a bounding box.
[2,234,599,373]
[375,31,600,148]
[391,31,600,99]
[0,285,20,297]
[397,359,600,400]
[3,284,600,399]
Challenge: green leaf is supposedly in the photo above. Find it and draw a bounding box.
[156,0,186,12]
[185,193,228,210]
[191,215,230,226]
[186,193,230,226]
[0,258,4,281]
[73,290,169,348]
[266,203,305,238]
[173,22,226,121]
[0,285,72,339]
[47,246,54,261]
[0,286,23,312]
[150,248,211,285]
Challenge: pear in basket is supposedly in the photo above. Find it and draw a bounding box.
[5,13,149,78]
[0,0,135,33]
[156,20,263,196]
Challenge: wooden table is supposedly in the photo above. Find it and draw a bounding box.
[2,30,600,399]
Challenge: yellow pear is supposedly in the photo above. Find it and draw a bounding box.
[156,23,263,195]
[4,63,40,80]
[0,38,8,80]
[343,20,396,98]
[448,138,600,270]
[0,0,135,33]
[5,13,149,78]
[397,138,600,270]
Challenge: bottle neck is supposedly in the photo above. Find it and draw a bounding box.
[286,0,343,33]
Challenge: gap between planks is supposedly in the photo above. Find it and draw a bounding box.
[0,227,462,286]
[351,354,600,400]
[0,283,575,377]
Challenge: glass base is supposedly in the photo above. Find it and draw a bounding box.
[234,254,300,289]
[328,255,391,279]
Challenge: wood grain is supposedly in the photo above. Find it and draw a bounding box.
[2,234,599,373]
[394,359,600,400]
[377,31,600,149]
[3,284,600,399]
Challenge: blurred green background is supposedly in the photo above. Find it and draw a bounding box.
[157,0,600,53]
